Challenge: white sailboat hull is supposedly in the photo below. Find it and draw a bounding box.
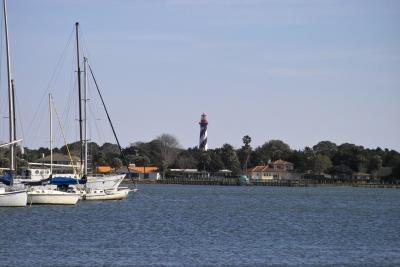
[85,174,125,190]
[84,187,130,201]
[28,189,80,205]
[0,189,27,207]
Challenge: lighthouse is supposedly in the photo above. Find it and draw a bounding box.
[199,113,208,151]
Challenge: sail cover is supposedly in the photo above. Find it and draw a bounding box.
[51,176,87,185]
[0,171,12,186]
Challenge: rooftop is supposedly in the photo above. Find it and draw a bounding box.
[248,166,287,173]
[272,159,293,165]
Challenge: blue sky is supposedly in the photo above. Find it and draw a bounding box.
[1,0,399,151]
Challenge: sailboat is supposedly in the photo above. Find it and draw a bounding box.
[26,94,80,205]
[0,143,27,207]
[51,22,132,200]
[0,0,27,207]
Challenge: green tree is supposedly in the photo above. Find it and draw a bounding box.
[256,139,291,163]
[60,142,80,157]
[175,151,198,169]
[101,143,120,155]
[240,135,252,173]
[220,144,241,175]
[382,150,400,168]
[311,154,332,174]
[332,143,365,172]
[392,163,400,179]
[287,149,307,172]
[313,141,337,158]
[242,135,252,147]
[0,157,9,168]
[154,134,181,178]
[367,155,382,173]
[111,157,123,169]
[302,146,315,171]
[198,151,212,172]
[329,164,353,179]
[249,149,264,166]
[208,150,225,172]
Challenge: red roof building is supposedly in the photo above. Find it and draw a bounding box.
[247,160,295,180]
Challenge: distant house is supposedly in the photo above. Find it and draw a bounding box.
[247,165,283,180]
[247,160,297,180]
[269,159,294,171]
[113,164,160,180]
[97,166,115,173]
[128,165,160,180]
[348,167,393,180]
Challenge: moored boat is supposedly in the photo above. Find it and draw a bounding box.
[27,187,80,205]
[84,187,130,201]
[85,174,125,190]
[0,0,27,207]
[68,23,134,201]
[0,187,27,207]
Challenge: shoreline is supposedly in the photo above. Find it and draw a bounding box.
[123,178,400,189]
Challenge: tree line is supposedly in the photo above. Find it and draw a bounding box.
[2,134,399,181]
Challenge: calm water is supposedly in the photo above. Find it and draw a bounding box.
[1,185,400,266]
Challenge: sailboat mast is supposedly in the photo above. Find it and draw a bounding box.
[83,57,88,175]
[11,79,16,170]
[3,0,15,172]
[49,94,53,174]
[11,80,16,142]
[75,22,84,174]
[87,62,132,179]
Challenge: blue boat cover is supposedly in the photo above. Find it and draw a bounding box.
[51,176,87,185]
[0,171,12,186]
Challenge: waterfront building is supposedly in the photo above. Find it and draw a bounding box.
[247,160,297,180]
[98,164,160,180]
[97,166,114,173]
[128,165,160,180]
[269,159,294,171]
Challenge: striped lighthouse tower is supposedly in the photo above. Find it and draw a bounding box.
[199,113,208,151]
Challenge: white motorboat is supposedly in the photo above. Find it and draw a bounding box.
[0,187,27,207]
[84,187,131,201]
[27,187,80,205]
[85,174,125,190]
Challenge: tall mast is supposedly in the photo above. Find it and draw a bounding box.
[88,62,132,180]
[75,22,84,174]
[49,94,53,174]
[3,0,15,173]
[11,80,16,142]
[11,79,16,170]
[83,57,88,175]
